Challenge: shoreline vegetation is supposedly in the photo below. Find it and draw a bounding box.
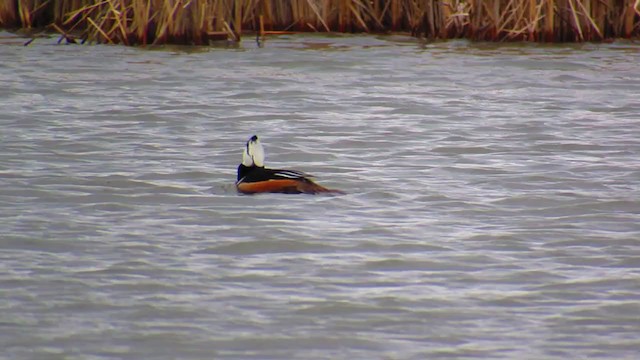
[1,0,639,45]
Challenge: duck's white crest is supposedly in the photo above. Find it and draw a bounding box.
[242,135,265,167]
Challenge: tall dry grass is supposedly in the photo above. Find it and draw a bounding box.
[1,0,639,44]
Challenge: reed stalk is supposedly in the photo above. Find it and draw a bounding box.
[0,1,18,28]
[2,0,638,44]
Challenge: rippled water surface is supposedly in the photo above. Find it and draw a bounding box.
[2,33,640,359]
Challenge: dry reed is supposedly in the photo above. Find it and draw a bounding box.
[1,0,638,44]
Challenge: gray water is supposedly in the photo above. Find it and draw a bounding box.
[1,33,640,359]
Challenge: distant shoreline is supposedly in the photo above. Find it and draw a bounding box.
[1,0,639,45]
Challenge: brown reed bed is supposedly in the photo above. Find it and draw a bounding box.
[1,0,639,45]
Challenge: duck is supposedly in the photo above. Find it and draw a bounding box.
[236,135,343,195]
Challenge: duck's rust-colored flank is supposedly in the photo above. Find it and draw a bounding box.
[237,179,342,195]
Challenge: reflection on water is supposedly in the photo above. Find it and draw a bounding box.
[1,32,640,359]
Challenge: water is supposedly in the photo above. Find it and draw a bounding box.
[1,33,640,359]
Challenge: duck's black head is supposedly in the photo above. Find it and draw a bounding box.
[237,135,265,182]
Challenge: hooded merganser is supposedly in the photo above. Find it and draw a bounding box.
[236,135,343,195]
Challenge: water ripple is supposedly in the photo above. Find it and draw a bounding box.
[1,34,640,359]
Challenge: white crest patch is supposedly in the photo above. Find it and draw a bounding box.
[242,135,265,167]
[241,147,253,166]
